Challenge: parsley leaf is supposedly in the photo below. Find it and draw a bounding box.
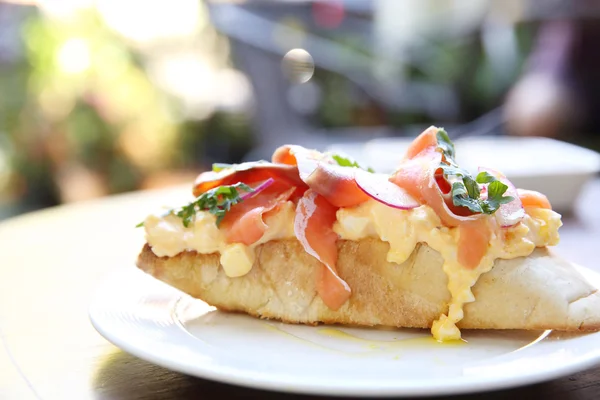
[439,165,480,200]
[436,129,455,160]
[438,165,465,177]
[136,182,254,228]
[481,180,514,214]
[331,154,375,173]
[463,175,480,199]
[451,181,483,213]
[475,171,496,184]
[212,163,233,172]
[487,180,508,199]
[435,128,514,216]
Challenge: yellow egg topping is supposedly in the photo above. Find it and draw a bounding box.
[144,198,561,341]
[144,201,296,277]
[333,199,561,341]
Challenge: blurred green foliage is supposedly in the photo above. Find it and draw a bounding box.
[0,4,254,217]
[314,23,535,129]
[0,1,578,221]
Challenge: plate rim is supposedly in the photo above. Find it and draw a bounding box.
[89,265,600,398]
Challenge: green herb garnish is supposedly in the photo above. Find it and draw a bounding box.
[450,181,483,213]
[482,180,514,214]
[212,163,234,172]
[136,182,254,228]
[436,129,456,160]
[475,171,496,184]
[435,129,513,215]
[331,154,375,173]
[212,160,271,173]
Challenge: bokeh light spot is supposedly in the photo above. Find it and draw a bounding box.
[312,0,345,29]
[282,48,315,84]
[57,38,90,74]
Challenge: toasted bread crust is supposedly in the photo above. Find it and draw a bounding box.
[137,238,600,331]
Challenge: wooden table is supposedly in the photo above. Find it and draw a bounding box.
[1,179,599,400]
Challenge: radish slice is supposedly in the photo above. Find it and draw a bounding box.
[478,167,524,227]
[355,169,420,210]
[240,178,275,201]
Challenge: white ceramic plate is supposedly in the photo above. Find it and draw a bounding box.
[89,265,600,398]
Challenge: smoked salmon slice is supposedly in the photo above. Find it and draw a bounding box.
[304,163,370,208]
[403,126,440,160]
[294,189,351,310]
[193,162,306,198]
[273,145,369,208]
[457,218,491,269]
[220,183,296,246]
[517,189,552,209]
[390,148,471,227]
[272,145,322,170]
[390,127,491,269]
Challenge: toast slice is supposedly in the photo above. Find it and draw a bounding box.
[136,238,600,331]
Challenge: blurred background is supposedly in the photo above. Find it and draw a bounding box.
[1,0,600,220]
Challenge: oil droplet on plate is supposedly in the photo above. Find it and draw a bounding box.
[317,328,467,350]
[318,328,366,342]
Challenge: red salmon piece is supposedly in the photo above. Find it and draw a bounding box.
[457,218,491,269]
[294,190,351,310]
[193,162,306,198]
[517,189,552,209]
[274,145,369,208]
[221,184,296,246]
[403,126,439,160]
[391,127,492,269]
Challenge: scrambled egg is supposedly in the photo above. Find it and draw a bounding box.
[334,200,561,341]
[144,198,561,341]
[144,201,296,277]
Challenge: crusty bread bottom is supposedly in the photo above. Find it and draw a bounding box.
[136,238,600,331]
